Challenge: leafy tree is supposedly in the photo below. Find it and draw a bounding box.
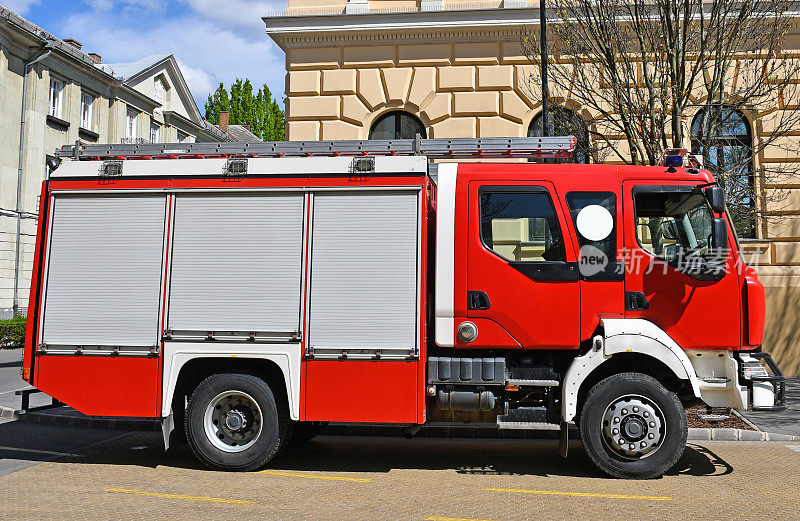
[205,79,286,141]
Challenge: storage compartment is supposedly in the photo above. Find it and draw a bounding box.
[41,194,166,352]
[167,192,305,338]
[307,191,420,359]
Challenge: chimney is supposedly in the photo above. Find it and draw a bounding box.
[88,53,101,63]
[219,112,229,133]
[63,38,82,50]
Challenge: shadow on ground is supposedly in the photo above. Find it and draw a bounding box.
[0,421,734,480]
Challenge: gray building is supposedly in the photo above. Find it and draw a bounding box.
[0,6,230,318]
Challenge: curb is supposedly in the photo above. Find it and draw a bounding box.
[688,427,799,442]
[0,405,18,421]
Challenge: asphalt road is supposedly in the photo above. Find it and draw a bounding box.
[0,348,24,397]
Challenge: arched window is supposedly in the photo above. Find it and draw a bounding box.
[528,107,590,163]
[369,111,426,140]
[691,106,755,237]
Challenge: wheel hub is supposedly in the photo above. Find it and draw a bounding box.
[602,395,664,460]
[225,409,247,431]
[203,391,263,453]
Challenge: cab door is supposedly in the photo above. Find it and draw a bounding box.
[622,182,741,349]
[464,181,581,349]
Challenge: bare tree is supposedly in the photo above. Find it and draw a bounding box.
[522,0,800,237]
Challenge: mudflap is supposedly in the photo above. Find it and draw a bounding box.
[559,421,569,458]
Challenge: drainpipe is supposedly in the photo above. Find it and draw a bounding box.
[12,47,51,317]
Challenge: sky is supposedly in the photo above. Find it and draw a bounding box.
[3,0,289,113]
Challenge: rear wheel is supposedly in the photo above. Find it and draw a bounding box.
[579,372,687,479]
[185,373,288,471]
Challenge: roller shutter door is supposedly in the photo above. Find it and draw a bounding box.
[42,195,167,349]
[167,193,304,335]
[308,191,419,358]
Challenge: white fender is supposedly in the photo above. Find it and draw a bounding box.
[161,342,301,420]
[561,319,702,422]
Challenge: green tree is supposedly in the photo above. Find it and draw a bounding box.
[205,78,286,141]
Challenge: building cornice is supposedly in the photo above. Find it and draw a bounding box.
[265,6,800,49]
[264,7,539,49]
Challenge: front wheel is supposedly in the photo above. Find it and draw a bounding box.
[185,373,288,471]
[579,372,687,479]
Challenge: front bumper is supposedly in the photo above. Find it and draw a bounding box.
[747,352,787,412]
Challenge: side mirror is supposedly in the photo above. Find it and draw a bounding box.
[712,217,728,252]
[705,186,725,214]
[660,219,679,241]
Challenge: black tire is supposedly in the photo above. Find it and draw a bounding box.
[288,422,328,448]
[185,373,288,472]
[579,372,687,479]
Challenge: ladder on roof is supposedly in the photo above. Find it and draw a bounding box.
[54,136,577,161]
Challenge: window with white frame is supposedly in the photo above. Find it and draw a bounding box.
[177,131,188,143]
[80,92,94,130]
[49,78,64,119]
[150,123,161,143]
[126,109,138,140]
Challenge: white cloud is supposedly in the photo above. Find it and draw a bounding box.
[182,0,287,42]
[3,0,41,15]
[60,1,288,110]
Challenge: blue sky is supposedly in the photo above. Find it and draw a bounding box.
[4,0,289,113]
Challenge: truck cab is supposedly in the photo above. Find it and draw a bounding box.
[430,157,785,477]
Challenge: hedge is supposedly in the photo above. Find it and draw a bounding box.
[0,316,26,349]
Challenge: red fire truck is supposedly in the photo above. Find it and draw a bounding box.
[21,137,785,479]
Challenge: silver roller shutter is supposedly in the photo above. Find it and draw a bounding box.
[42,195,167,349]
[168,193,304,335]
[309,191,419,359]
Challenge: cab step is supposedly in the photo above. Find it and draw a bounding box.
[507,366,560,387]
[497,406,560,430]
[699,376,731,384]
[506,379,559,387]
[496,421,561,431]
[696,406,731,422]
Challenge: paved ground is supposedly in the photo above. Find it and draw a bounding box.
[0,349,52,411]
[2,430,800,521]
[0,416,128,477]
[741,377,800,437]
[0,348,24,398]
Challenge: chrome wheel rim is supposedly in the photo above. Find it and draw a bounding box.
[601,394,665,460]
[203,390,263,453]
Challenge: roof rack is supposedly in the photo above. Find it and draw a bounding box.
[55,136,577,161]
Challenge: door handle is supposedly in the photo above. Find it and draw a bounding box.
[468,291,491,310]
[625,291,649,311]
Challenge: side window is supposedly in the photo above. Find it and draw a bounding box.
[479,190,566,262]
[634,190,714,261]
[566,192,619,279]
[566,192,616,258]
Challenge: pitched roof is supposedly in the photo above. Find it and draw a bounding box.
[103,54,172,82]
[227,125,262,143]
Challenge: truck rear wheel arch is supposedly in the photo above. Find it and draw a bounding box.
[171,358,289,430]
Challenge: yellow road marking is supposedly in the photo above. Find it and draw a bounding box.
[104,488,256,505]
[257,470,371,482]
[485,488,672,501]
[423,517,500,521]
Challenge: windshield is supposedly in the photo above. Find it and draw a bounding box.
[635,191,714,262]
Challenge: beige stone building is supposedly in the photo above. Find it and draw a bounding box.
[0,6,230,318]
[265,1,800,374]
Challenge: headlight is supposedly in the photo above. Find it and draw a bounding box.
[741,360,769,380]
